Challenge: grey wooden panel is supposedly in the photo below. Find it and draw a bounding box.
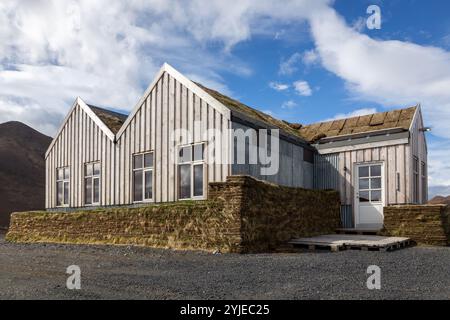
[47,71,233,208]
[314,153,339,190]
[387,145,396,204]
[168,75,176,201]
[231,121,311,188]
[162,73,169,202]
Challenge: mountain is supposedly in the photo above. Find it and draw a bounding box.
[0,121,52,229]
[428,195,450,205]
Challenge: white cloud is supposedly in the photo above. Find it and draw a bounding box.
[281,100,298,109]
[323,108,377,122]
[279,52,303,75]
[305,5,450,188]
[279,49,319,75]
[3,0,450,190]
[269,82,289,91]
[351,17,366,33]
[293,80,312,96]
[0,0,332,136]
[308,6,450,139]
[302,49,320,66]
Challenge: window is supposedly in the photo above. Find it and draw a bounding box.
[85,162,100,205]
[133,152,153,202]
[358,164,382,203]
[421,161,427,204]
[178,143,205,199]
[413,156,419,203]
[56,167,70,206]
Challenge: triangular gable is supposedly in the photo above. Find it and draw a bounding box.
[45,97,116,158]
[116,63,232,139]
[409,104,428,152]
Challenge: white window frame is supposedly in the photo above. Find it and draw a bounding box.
[178,143,206,201]
[84,162,101,206]
[56,167,70,207]
[354,161,386,228]
[132,151,154,203]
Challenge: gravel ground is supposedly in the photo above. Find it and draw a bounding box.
[0,232,449,300]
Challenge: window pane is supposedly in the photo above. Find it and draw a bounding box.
[145,170,153,200]
[359,178,370,190]
[179,164,191,199]
[193,144,204,161]
[64,168,70,180]
[57,169,64,181]
[85,177,92,205]
[133,170,143,202]
[359,166,369,178]
[57,182,63,205]
[134,154,143,169]
[371,165,381,177]
[371,178,381,189]
[93,163,101,175]
[359,191,370,202]
[144,153,153,168]
[85,164,93,177]
[193,164,203,197]
[179,146,192,163]
[371,190,382,202]
[64,182,69,205]
[93,178,100,203]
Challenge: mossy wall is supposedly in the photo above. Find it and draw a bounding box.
[7,175,341,253]
[210,176,341,252]
[382,205,450,246]
[7,201,241,252]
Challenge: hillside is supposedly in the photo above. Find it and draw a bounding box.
[428,195,450,205]
[0,121,52,228]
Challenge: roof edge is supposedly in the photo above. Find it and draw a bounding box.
[115,63,232,139]
[45,98,115,159]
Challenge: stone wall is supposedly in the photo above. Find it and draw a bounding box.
[7,175,340,253]
[7,201,242,252]
[209,176,341,252]
[382,205,450,246]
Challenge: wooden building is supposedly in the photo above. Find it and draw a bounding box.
[298,106,428,229]
[45,63,428,230]
[45,63,314,210]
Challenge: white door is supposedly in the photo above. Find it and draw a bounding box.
[354,163,385,230]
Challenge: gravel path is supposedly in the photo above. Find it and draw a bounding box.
[0,232,449,300]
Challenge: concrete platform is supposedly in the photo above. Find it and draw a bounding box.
[289,234,412,252]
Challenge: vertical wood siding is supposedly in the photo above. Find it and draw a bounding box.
[230,122,313,188]
[115,72,231,204]
[409,109,428,203]
[314,153,340,190]
[46,104,110,208]
[46,71,232,208]
[324,144,410,208]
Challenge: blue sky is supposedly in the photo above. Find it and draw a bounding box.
[209,0,450,125]
[1,0,450,196]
